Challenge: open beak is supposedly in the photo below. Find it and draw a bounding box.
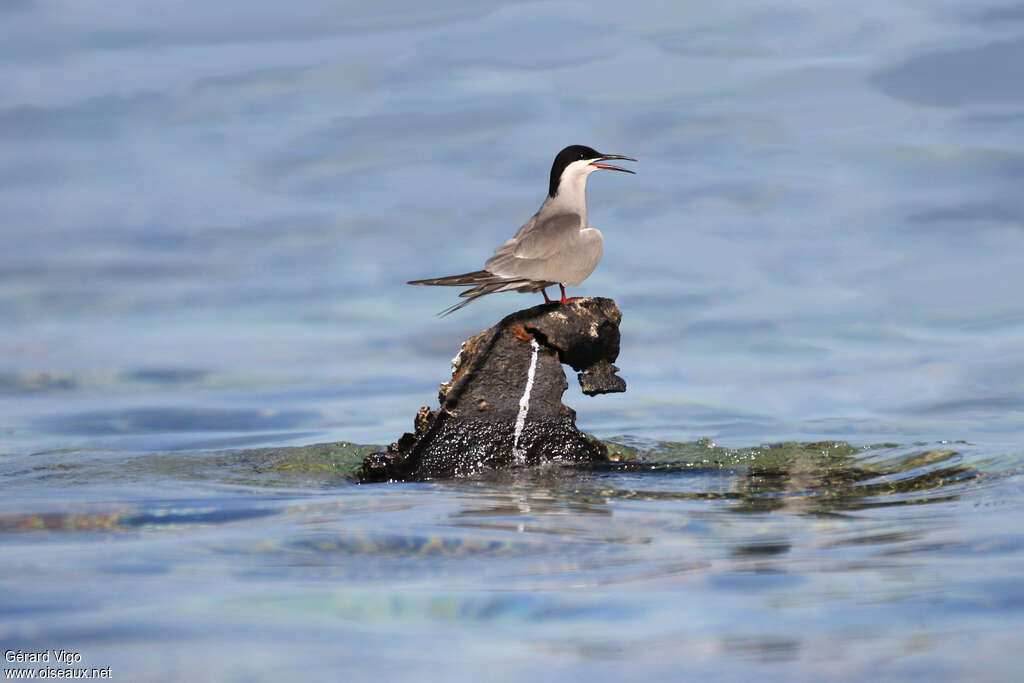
[589,154,637,174]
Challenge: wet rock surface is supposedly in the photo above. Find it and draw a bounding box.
[359,297,626,482]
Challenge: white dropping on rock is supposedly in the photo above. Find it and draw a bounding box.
[450,342,465,376]
[512,337,540,464]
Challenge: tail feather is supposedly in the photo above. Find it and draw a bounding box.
[438,280,531,317]
[437,291,491,317]
[409,270,553,316]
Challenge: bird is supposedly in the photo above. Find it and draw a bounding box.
[408,144,635,316]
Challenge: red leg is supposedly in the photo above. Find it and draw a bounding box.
[559,284,582,304]
[541,288,553,304]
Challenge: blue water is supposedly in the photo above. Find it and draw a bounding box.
[2,1,1024,679]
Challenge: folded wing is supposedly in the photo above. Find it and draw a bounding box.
[485,213,581,282]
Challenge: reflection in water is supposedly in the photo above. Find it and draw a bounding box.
[574,440,982,513]
[0,438,988,534]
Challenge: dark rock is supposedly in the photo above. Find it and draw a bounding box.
[578,359,627,396]
[358,297,626,482]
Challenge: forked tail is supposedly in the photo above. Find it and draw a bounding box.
[408,270,542,316]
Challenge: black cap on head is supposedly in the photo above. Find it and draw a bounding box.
[549,145,601,197]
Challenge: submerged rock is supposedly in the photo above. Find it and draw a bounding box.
[359,297,626,482]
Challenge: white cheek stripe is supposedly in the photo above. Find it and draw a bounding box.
[512,337,540,464]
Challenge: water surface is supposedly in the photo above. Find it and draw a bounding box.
[2,0,1024,679]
